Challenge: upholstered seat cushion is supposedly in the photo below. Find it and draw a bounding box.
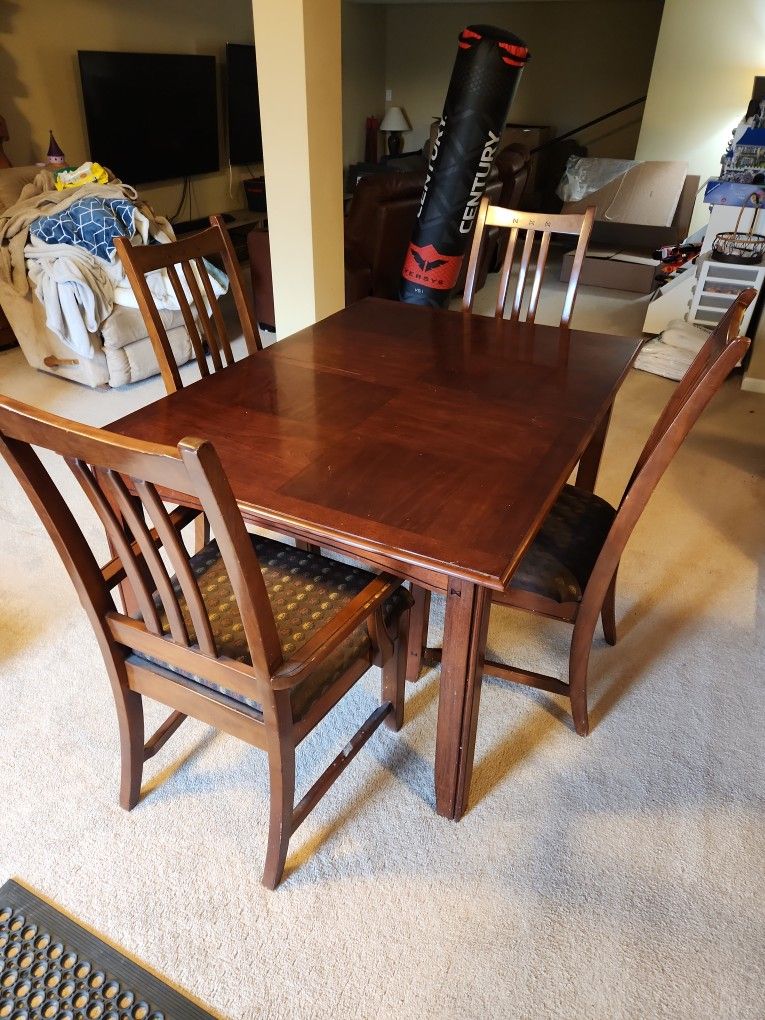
[133,536,410,719]
[510,485,616,603]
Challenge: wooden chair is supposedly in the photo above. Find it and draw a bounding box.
[117,215,273,555]
[410,288,755,737]
[462,196,596,326]
[0,398,411,888]
[114,215,261,395]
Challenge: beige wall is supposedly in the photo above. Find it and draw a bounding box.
[637,0,765,232]
[636,0,765,384]
[383,1,663,159]
[0,0,258,220]
[342,1,386,166]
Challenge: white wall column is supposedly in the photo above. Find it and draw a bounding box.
[251,0,345,338]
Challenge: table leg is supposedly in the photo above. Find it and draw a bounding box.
[406,585,431,681]
[575,404,612,492]
[435,578,491,820]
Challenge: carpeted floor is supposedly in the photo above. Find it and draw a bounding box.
[0,276,763,1019]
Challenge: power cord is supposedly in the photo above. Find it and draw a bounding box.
[169,176,189,223]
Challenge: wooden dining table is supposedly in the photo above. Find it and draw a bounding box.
[107,296,642,821]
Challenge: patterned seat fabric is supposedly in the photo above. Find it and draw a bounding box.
[133,536,410,720]
[510,485,616,603]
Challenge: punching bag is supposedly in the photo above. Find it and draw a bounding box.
[400,25,530,307]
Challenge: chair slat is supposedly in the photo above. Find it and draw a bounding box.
[527,229,552,324]
[182,261,223,372]
[68,459,162,634]
[106,471,190,646]
[136,479,218,657]
[495,226,519,318]
[167,264,209,377]
[512,228,537,322]
[196,257,234,367]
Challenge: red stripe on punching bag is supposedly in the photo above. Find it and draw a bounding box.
[402,244,463,290]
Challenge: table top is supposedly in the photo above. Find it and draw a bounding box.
[109,298,642,592]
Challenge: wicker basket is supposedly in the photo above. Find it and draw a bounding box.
[711,193,765,265]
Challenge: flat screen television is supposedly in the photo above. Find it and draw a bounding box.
[78,51,219,185]
[226,43,263,165]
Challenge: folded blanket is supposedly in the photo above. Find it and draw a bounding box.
[30,196,138,261]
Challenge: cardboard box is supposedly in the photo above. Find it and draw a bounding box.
[562,164,698,250]
[560,247,661,293]
[563,161,687,225]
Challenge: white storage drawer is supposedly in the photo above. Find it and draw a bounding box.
[688,256,765,332]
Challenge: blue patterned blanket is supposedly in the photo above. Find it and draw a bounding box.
[30,197,136,261]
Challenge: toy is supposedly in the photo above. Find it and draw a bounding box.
[45,130,66,167]
[53,161,109,190]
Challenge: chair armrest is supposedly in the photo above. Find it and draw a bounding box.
[270,573,405,691]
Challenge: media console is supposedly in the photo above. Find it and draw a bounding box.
[173,208,268,261]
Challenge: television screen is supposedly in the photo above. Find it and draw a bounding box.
[78,51,219,185]
[226,43,263,166]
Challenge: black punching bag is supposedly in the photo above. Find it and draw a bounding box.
[400,25,529,307]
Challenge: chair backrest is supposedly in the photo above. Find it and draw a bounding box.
[0,396,282,702]
[115,214,261,395]
[628,287,756,486]
[462,197,595,327]
[581,288,755,613]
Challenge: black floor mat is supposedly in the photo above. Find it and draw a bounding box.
[0,878,217,1019]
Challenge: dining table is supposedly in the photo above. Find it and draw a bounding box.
[107,296,643,821]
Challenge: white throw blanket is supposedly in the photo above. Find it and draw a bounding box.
[634,319,711,381]
[25,236,117,358]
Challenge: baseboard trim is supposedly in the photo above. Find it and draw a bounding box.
[741,375,765,394]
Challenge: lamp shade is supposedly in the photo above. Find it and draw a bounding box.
[380,106,411,132]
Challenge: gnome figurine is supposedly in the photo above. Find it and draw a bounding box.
[45,130,66,167]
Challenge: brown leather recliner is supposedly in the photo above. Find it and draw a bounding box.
[248,146,530,330]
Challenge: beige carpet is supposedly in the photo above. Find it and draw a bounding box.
[0,276,763,1019]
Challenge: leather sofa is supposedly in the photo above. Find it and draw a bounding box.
[248,145,530,331]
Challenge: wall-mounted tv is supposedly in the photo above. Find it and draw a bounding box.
[78,51,219,185]
[225,43,263,166]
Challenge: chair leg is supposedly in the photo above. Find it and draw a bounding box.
[406,586,430,682]
[601,569,618,646]
[383,612,408,731]
[262,739,296,890]
[569,615,598,737]
[116,687,145,810]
